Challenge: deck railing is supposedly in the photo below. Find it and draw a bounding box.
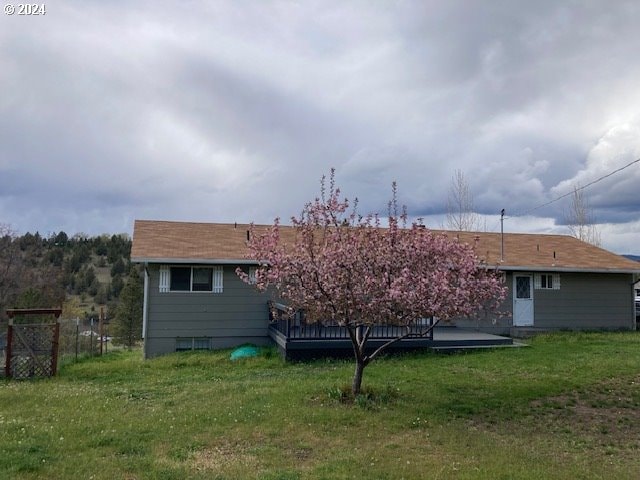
[268,302,434,341]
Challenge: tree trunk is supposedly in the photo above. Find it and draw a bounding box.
[352,359,365,396]
[348,326,370,397]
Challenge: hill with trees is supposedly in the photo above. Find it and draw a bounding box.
[0,225,137,332]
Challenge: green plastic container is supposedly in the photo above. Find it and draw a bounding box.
[230,344,260,360]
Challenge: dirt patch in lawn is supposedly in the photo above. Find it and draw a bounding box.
[469,374,640,460]
[190,440,260,472]
[527,375,640,452]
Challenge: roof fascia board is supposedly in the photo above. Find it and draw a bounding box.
[132,257,639,273]
[495,265,640,274]
[131,257,259,265]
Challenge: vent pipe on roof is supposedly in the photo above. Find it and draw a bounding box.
[553,251,556,259]
[246,230,250,242]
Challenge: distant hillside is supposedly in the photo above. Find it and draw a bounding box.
[623,254,640,262]
[0,230,134,323]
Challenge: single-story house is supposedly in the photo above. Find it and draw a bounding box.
[131,220,640,358]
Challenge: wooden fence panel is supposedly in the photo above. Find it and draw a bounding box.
[5,323,60,379]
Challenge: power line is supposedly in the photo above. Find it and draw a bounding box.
[504,156,640,220]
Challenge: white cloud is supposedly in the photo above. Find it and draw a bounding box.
[551,120,640,219]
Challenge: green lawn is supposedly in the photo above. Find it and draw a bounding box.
[2,332,640,479]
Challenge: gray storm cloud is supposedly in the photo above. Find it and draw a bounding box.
[0,1,639,252]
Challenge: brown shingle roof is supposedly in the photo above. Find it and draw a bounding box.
[131,220,640,273]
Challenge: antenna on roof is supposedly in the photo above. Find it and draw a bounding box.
[500,209,505,262]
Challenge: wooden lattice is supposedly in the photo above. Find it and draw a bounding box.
[7,324,59,379]
[5,308,61,379]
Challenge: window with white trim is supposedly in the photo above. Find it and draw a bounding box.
[534,273,560,290]
[158,265,223,293]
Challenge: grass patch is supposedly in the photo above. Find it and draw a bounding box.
[325,383,399,409]
[1,332,640,478]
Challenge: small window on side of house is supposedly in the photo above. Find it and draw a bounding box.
[176,337,211,351]
[535,273,560,290]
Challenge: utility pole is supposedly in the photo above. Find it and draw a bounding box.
[500,209,505,262]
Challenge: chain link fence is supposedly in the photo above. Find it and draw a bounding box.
[58,317,113,362]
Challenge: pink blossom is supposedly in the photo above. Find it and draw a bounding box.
[237,170,506,395]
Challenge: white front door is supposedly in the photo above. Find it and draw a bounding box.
[513,274,534,326]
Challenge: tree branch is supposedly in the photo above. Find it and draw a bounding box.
[367,318,440,363]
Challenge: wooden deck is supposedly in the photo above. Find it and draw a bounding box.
[268,323,515,360]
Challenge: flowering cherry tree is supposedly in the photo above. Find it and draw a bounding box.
[238,172,506,395]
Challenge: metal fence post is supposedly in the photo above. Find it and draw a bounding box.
[75,317,79,362]
[51,322,60,376]
[5,322,13,378]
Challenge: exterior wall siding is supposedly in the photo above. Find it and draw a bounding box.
[144,263,635,358]
[144,264,272,358]
[453,271,635,334]
[532,272,634,330]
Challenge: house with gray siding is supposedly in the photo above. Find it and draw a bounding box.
[132,220,640,358]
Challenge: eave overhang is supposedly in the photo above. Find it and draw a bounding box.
[131,257,639,275]
[131,257,259,265]
[493,265,640,274]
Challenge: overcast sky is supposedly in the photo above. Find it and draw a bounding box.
[1,1,639,253]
